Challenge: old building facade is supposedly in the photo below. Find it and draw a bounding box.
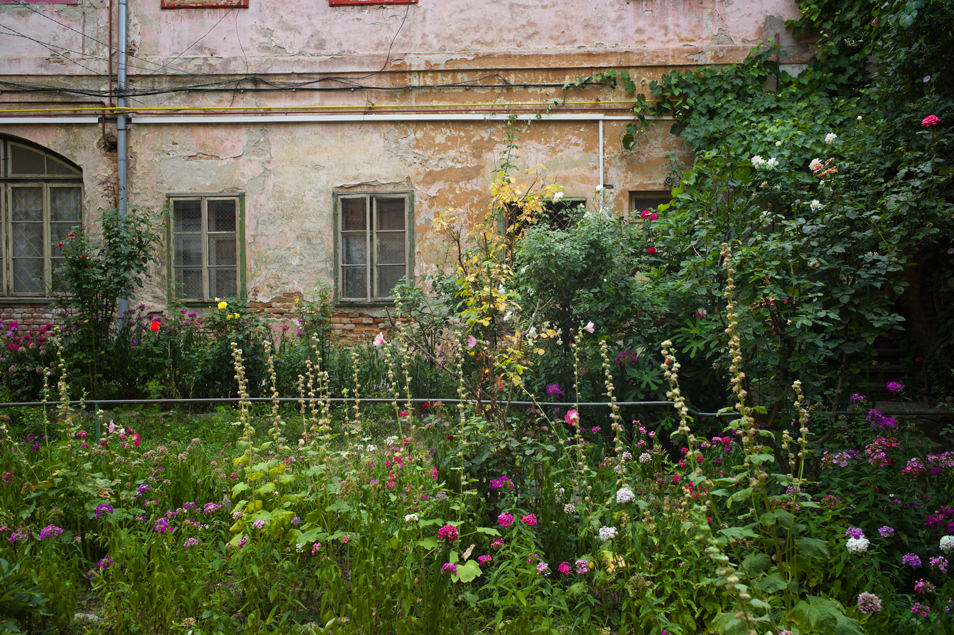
[0,0,807,335]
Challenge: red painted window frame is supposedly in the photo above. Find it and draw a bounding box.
[330,0,416,6]
[161,0,248,8]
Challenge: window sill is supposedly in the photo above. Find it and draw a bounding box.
[0,297,55,304]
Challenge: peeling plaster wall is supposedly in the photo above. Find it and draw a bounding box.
[0,0,808,330]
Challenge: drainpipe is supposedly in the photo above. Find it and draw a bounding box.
[116,0,129,315]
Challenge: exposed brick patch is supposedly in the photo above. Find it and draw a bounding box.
[0,304,57,333]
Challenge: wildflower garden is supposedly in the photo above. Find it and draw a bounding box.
[2,1,954,633]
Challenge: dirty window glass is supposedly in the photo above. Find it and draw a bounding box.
[169,196,243,302]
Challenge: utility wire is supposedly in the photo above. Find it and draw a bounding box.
[0,23,108,78]
[10,0,200,77]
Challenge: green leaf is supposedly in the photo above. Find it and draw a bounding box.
[452,560,483,584]
[231,482,250,497]
[796,537,830,560]
[742,553,772,577]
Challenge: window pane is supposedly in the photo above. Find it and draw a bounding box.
[12,187,43,221]
[341,198,367,230]
[173,200,202,232]
[210,268,237,298]
[50,187,82,222]
[9,145,46,175]
[51,223,76,255]
[12,258,44,294]
[175,268,203,298]
[375,197,405,230]
[375,265,406,298]
[341,266,366,299]
[209,199,236,231]
[209,235,236,266]
[376,232,405,265]
[12,223,43,257]
[50,256,65,280]
[47,157,80,176]
[174,235,202,266]
[341,233,367,265]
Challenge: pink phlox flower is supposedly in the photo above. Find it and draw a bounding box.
[437,524,458,543]
[521,513,537,527]
[497,513,515,529]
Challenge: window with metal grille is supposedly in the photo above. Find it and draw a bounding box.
[335,192,412,303]
[168,195,244,302]
[0,137,83,297]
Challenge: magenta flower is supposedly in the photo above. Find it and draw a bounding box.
[490,476,514,491]
[95,504,114,519]
[557,561,572,575]
[922,114,940,128]
[477,555,492,566]
[441,562,457,576]
[574,559,590,574]
[437,524,458,543]
[497,513,514,529]
[903,553,922,568]
[521,514,538,527]
[545,383,564,398]
[886,381,904,393]
[878,525,895,538]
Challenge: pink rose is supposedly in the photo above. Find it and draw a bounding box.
[647,246,657,255]
[922,114,940,128]
[565,409,580,426]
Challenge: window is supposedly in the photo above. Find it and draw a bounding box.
[335,192,412,303]
[168,195,244,302]
[540,198,586,230]
[329,1,416,6]
[161,0,248,8]
[629,191,671,218]
[0,137,83,297]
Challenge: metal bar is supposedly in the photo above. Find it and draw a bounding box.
[0,396,743,418]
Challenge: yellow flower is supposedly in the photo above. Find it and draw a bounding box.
[218,301,227,310]
[226,313,234,321]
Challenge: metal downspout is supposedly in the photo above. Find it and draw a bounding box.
[117,0,129,314]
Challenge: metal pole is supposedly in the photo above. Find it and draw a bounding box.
[116,0,129,315]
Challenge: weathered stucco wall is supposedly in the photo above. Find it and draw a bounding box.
[0,0,808,331]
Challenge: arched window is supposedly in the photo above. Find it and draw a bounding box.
[0,136,83,297]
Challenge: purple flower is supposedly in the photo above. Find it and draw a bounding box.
[929,556,948,573]
[545,384,564,398]
[886,381,904,393]
[38,524,63,540]
[902,553,922,568]
[845,527,865,539]
[849,393,866,403]
[95,504,114,518]
[878,525,894,538]
[574,559,590,574]
[153,517,171,534]
[441,562,457,576]
[914,578,935,594]
[183,537,199,547]
[536,562,550,575]
[857,592,882,614]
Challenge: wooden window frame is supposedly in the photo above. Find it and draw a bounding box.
[329,0,416,6]
[166,194,246,304]
[161,0,248,9]
[0,138,83,299]
[333,191,413,306]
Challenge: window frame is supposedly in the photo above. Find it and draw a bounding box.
[333,190,414,306]
[166,193,246,305]
[329,0,417,6]
[0,137,83,300]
